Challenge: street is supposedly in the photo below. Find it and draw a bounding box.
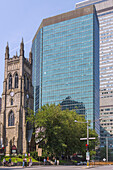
[0,165,113,170]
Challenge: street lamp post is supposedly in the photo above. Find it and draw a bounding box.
[87,121,89,166]
[74,118,101,167]
[74,120,90,166]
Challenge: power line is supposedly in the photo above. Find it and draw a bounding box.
[10,39,32,53]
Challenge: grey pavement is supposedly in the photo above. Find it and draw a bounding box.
[0,165,113,170]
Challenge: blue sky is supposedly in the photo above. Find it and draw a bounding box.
[0,0,82,97]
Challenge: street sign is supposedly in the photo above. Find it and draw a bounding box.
[12,145,17,154]
[80,137,95,140]
[38,148,42,157]
[86,151,90,161]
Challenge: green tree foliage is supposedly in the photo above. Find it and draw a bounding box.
[27,104,98,157]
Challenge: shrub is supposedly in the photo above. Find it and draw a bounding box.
[18,154,22,158]
[30,151,38,160]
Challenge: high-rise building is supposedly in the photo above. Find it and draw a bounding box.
[0,40,34,155]
[32,5,100,134]
[76,0,113,149]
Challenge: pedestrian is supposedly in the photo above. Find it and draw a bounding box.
[47,157,49,161]
[29,158,30,167]
[57,159,59,165]
[15,159,17,166]
[8,157,11,166]
[3,158,6,166]
[25,157,27,167]
[29,158,32,167]
[23,158,25,168]
[55,158,57,165]
[44,158,46,165]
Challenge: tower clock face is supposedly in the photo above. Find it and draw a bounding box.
[10,91,14,97]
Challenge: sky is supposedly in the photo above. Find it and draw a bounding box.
[0,0,82,97]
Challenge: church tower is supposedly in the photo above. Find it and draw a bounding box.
[0,39,34,155]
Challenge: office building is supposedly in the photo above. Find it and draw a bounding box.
[32,5,100,133]
[76,0,113,149]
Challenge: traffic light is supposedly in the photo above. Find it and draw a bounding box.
[86,144,89,151]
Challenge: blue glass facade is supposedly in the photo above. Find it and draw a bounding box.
[32,8,99,133]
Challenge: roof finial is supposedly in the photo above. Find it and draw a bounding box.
[5,42,9,59]
[20,37,24,57]
[7,42,9,47]
[22,37,23,43]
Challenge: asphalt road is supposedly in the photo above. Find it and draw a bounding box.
[0,165,113,170]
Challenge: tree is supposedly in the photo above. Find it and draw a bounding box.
[27,104,98,157]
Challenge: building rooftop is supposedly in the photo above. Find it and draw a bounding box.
[33,5,96,42]
[76,0,108,8]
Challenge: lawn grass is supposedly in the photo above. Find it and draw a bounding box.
[2,157,38,163]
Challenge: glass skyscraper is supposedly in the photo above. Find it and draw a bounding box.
[32,5,100,134]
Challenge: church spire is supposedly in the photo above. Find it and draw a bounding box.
[16,51,18,57]
[20,38,24,57]
[29,48,32,64]
[5,42,9,59]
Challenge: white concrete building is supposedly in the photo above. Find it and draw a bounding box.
[76,0,113,149]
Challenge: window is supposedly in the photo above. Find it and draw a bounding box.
[11,99,13,105]
[8,111,14,126]
[105,108,110,111]
[9,74,12,89]
[15,73,18,88]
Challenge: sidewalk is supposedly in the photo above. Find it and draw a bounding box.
[0,165,98,169]
[82,165,99,169]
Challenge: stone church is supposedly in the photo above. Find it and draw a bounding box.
[0,39,34,155]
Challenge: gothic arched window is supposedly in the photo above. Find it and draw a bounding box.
[9,74,12,89]
[8,111,14,126]
[27,78,29,91]
[15,73,18,88]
